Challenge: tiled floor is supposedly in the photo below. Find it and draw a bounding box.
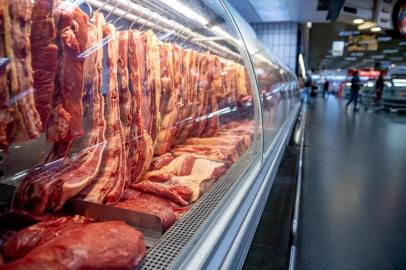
[243,141,299,270]
[297,97,406,270]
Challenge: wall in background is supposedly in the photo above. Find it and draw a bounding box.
[252,22,299,71]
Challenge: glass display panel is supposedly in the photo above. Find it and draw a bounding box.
[0,0,262,267]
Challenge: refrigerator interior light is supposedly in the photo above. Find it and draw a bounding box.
[155,0,209,26]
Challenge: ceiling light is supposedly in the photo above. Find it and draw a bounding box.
[358,21,376,30]
[371,27,382,32]
[155,0,208,26]
[353,19,364,24]
[307,22,312,28]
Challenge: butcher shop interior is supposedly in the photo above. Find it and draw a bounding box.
[1,0,406,269]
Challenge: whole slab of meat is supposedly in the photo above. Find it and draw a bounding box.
[46,5,88,143]
[155,42,180,155]
[1,215,92,262]
[132,154,226,205]
[190,52,211,137]
[173,50,198,145]
[202,55,219,137]
[128,30,154,183]
[0,221,146,270]
[79,23,126,205]
[145,30,161,145]
[0,1,14,149]
[115,189,180,232]
[31,0,58,125]
[0,0,42,149]
[13,12,107,213]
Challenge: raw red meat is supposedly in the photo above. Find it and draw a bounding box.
[80,23,127,205]
[133,180,192,206]
[0,2,14,149]
[128,30,154,183]
[150,153,174,170]
[46,6,88,143]
[133,155,225,205]
[174,50,199,145]
[31,0,57,125]
[0,0,42,148]
[0,221,146,270]
[115,189,177,231]
[1,215,92,262]
[190,52,211,137]
[204,55,220,137]
[13,13,107,213]
[155,43,180,155]
[145,30,161,145]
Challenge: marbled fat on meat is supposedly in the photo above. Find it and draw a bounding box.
[0,221,146,270]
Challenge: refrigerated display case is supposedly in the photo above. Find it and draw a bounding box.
[0,0,301,269]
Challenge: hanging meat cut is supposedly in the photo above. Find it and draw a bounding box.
[1,215,92,262]
[0,221,146,270]
[145,30,161,145]
[155,43,180,155]
[31,0,57,125]
[80,23,127,205]
[46,5,88,143]
[204,55,220,137]
[0,1,14,149]
[128,30,154,183]
[0,0,42,149]
[13,12,107,213]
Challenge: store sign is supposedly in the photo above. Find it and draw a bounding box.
[332,41,344,56]
[348,34,378,51]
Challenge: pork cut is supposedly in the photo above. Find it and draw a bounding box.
[31,0,57,125]
[0,221,146,270]
[13,13,107,213]
[115,189,178,231]
[80,23,126,205]
[1,215,92,262]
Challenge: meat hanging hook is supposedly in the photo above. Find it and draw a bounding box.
[129,3,143,30]
[105,0,121,23]
[112,0,132,25]
[138,9,154,33]
[93,0,114,17]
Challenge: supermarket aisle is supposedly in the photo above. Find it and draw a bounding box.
[297,97,406,270]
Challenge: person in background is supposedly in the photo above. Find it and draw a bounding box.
[304,73,312,103]
[375,74,384,105]
[346,71,361,112]
[323,80,330,98]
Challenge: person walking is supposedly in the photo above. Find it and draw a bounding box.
[323,80,329,98]
[375,74,384,105]
[346,71,361,111]
[304,73,312,103]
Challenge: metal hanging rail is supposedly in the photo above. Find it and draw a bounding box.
[87,0,242,61]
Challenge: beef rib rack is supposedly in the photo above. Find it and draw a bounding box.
[80,23,126,205]
[13,12,107,213]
